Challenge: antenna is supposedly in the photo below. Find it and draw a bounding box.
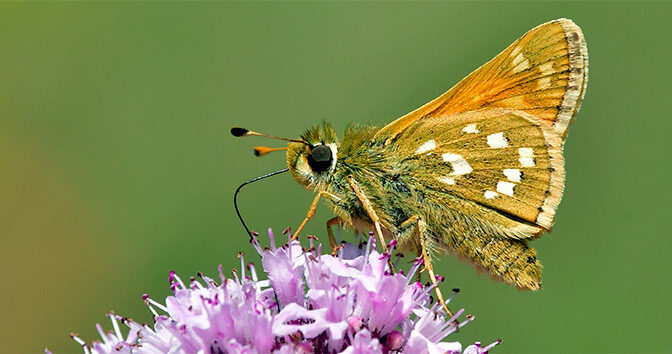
[233,168,290,239]
[230,127,308,144]
[254,146,288,156]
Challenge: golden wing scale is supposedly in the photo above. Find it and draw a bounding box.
[231,18,588,316]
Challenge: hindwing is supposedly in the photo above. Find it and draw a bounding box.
[376,18,588,143]
[395,109,564,232]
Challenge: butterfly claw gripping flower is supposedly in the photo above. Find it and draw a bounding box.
[65,230,500,354]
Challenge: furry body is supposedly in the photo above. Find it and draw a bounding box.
[289,121,542,290]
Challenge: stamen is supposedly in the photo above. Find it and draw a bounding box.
[238,252,246,280]
[387,239,397,255]
[95,323,106,343]
[282,227,292,242]
[406,257,424,281]
[459,314,475,329]
[144,296,168,313]
[217,264,226,284]
[483,339,503,351]
[248,263,259,282]
[108,312,123,341]
[303,252,315,282]
[446,308,465,325]
[445,288,460,305]
[362,236,375,270]
[70,333,86,346]
[250,236,263,256]
[169,271,187,290]
[308,235,316,253]
[268,228,276,251]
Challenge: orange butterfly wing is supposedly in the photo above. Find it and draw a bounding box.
[376,18,588,143]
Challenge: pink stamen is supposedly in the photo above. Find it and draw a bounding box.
[248,263,258,282]
[483,339,502,351]
[268,228,276,251]
[108,312,123,341]
[70,334,86,346]
[144,296,169,313]
[170,272,187,290]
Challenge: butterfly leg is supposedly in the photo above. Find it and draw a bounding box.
[400,215,454,317]
[345,175,388,254]
[293,191,341,240]
[326,217,341,255]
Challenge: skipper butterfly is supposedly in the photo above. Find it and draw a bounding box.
[232,18,588,314]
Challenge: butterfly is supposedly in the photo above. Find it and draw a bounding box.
[232,18,588,313]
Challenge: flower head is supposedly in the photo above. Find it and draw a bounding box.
[66,229,500,353]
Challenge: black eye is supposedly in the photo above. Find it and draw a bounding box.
[311,145,332,162]
[307,144,333,172]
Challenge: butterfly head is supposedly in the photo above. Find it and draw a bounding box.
[287,122,338,189]
[230,123,338,190]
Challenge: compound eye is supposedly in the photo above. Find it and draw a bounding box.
[307,144,333,172]
[311,145,332,163]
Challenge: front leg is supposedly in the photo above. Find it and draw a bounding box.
[345,175,388,254]
[293,191,342,240]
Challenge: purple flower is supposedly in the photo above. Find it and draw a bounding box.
[64,229,500,353]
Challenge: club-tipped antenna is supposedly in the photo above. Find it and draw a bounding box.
[234,168,289,240]
[254,146,288,156]
[230,127,308,144]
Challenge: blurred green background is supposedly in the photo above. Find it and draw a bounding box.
[1,2,670,353]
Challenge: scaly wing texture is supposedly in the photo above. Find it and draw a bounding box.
[396,109,564,233]
[376,18,588,143]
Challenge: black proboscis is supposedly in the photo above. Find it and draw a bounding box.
[233,168,289,239]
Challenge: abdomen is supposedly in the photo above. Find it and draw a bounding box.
[433,225,542,290]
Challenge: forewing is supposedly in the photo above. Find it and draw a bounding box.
[396,109,564,232]
[376,18,588,143]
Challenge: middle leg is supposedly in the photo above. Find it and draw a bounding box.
[399,215,454,317]
[326,217,341,254]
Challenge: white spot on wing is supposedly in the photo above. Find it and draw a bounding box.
[514,59,531,73]
[510,46,521,58]
[487,132,508,148]
[539,62,555,76]
[437,176,455,185]
[462,123,479,134]
[442,153,472,175]
[519,148,535,167]
[484,190,498,199]
[512,53,530,73]
[415,139,436,154]
[538,77,551,90]
[497,181,515,196]
[503,168,522,182]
